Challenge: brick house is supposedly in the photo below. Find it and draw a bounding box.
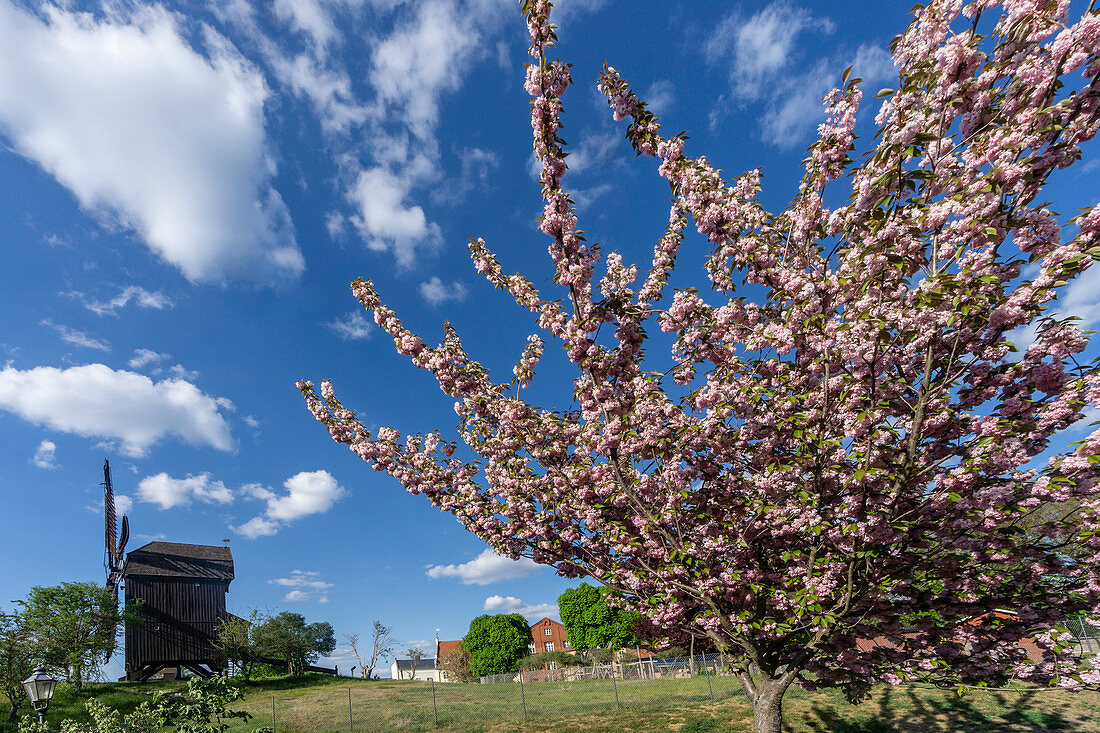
[436,638,466,682]
[529,616,571,654]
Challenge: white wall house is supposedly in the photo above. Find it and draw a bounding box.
[390,657,440,681]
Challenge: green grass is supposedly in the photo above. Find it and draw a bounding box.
[4,673,1100,732]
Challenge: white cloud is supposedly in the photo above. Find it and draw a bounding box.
[347,167,441,267]
[268,51,367,134]
[270,569,334,602]
[327,310,373,341]
[114,494,134,515]
[370,0,479,142]
[0,364,235,456]
[234,516,280,538]
[706,1,828,99]
[234,470,348,538]
[31,439,57,469]
[644,79,675,114]
[266,470,347,521]
[126,349,198,380]
[704,3,892,148]
[40,319,110,352]
[338,0,510,266]
[419,277,467,306]
[484,595,559,621]
[136,472,234,509]
[426,548,540,585]
[167,364,200,381]
[0,2,303,284]
[572,183,613,211]
[273,0,338,54]
[83,286,173,316]
[128,348,168,370]
[565,132,621,176]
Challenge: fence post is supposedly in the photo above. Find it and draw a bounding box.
[270,695,275,732]
[519,675,528,721]
[704,660,714,701]
[611,667,620,710]
[431,679,439,727]
[348,687,353,732]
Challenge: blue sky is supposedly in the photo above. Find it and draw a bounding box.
[0,0,1097,679]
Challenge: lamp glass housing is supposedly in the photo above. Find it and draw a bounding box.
[22,667,57,712]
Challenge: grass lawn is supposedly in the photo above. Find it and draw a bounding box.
[4,673,1099,732]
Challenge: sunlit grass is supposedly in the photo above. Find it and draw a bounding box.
[4,672,1099,732]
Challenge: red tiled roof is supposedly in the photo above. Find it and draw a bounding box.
[438,640,463,658]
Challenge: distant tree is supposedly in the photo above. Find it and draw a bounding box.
[213,610,266,681]
[654,646,688,660]
[587,648,615,665]
[438,643,474,683]
[558,584,639,656]
[253,612,335,676]
[345,621,396,680]
[401,648,424,680]
[19,582,120,690]
[520,650,582,670]
[1,610,34,722]
[462,614,532,678]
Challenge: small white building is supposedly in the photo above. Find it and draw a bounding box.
[390,657,440,681]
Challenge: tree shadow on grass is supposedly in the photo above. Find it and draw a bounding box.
[796,685,1083,732]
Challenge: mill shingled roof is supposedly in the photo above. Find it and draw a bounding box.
[124,541,234,581]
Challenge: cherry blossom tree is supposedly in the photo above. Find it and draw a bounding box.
[301,1,1100,730]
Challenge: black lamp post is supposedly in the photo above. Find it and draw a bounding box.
[22,667,57,725]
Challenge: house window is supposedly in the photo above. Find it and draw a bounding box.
[563,641,570,649]
[544,642,554,652]
[544,628,552,635]
[528,644,536,653]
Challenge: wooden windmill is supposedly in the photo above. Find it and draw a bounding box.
[102,460,236,681]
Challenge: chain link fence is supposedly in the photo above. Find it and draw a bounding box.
[236,655,743,732]
[1066,617,1100,657]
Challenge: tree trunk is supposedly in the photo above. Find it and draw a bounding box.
[750,686,785,733]
[737,671,794,733]
[7,702,20,723]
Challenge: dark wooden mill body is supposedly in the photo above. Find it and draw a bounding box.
[123,541,234,680]
[103,460,235,681]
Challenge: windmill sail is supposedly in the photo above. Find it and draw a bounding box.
[104,460,116,570]
[103,460,125,590]
[117,515,129,570]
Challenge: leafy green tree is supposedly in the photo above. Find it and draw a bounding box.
[19,583,120,690]
[1,610,34,722]
[558,584,639,655]
[462,614,531,678]
[213,610,266,681]
[253,612,335,676]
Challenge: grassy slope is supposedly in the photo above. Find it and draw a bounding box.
[4,673,1099,732]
